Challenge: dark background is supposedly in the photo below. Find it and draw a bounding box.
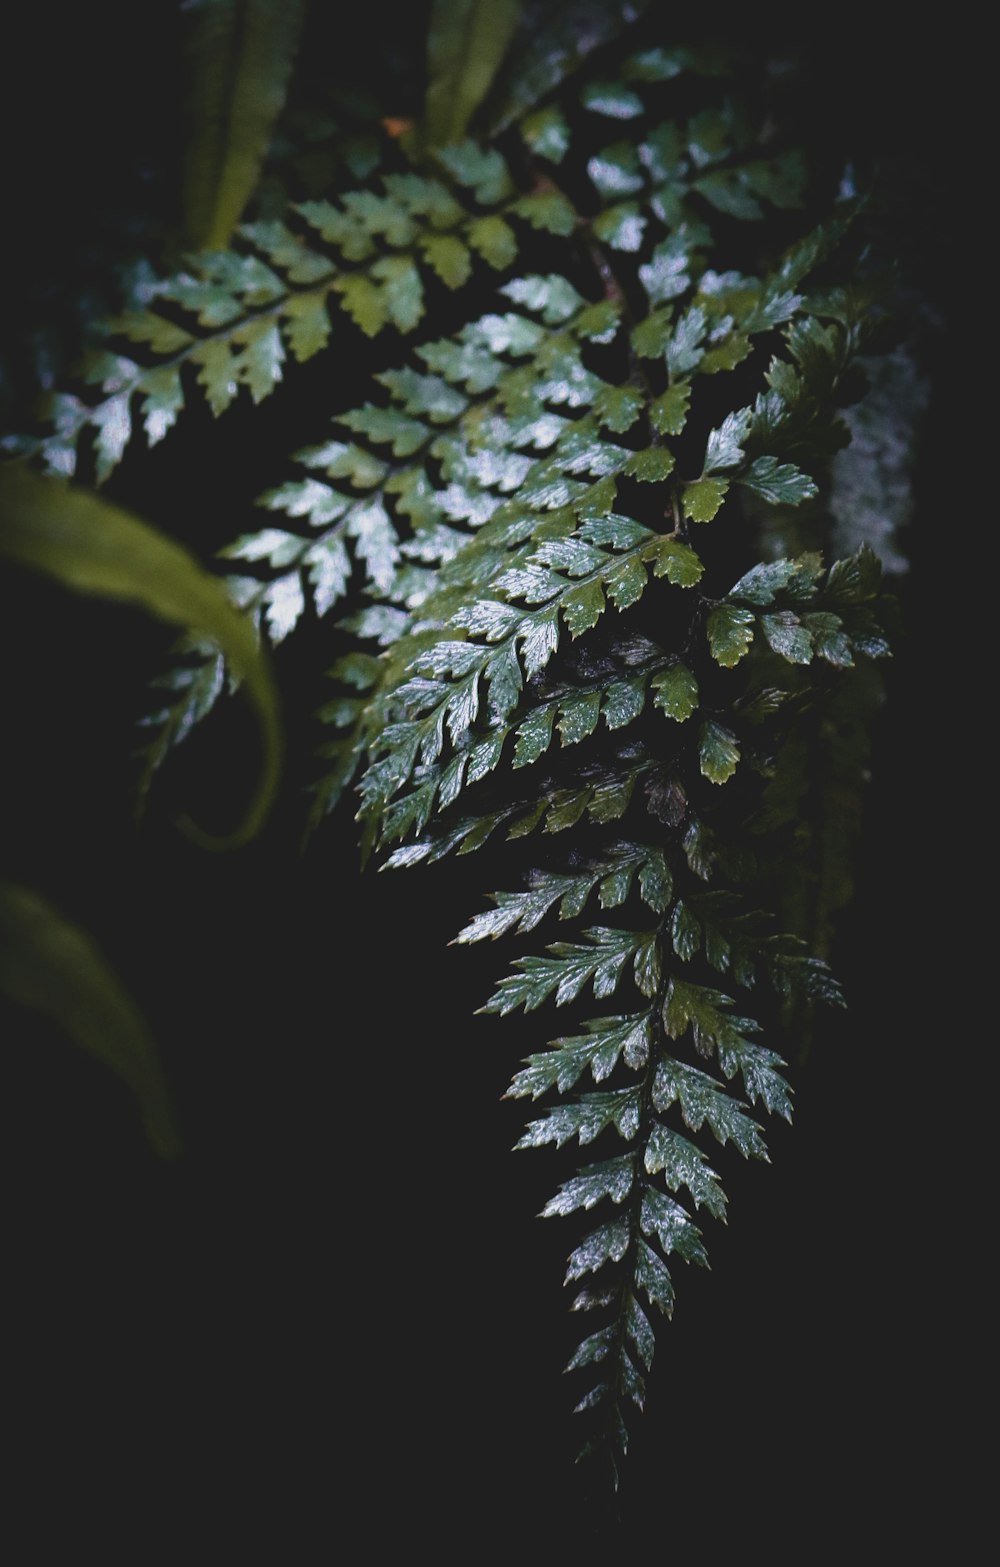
[0,4,972,1552]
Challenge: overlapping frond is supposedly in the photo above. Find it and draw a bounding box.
[23,13,905,1478]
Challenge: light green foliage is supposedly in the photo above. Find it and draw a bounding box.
[682,476,728,522]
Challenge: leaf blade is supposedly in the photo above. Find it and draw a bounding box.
[0,884,179,1156]
[0,465,281,846]
[183,0,306,250]
[423,0,521,147]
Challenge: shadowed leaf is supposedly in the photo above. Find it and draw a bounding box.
[0,885,179,1157]
[0,465,281,846]
[423,0,521,147]
[184,0,306,250]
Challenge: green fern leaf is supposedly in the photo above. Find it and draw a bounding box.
[34,13,911,1489]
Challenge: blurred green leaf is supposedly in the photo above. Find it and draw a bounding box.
[0,885,179,1157]
[521,105,571,162]
[581,81,644,118]
[467,214,518,267]
[0,465,281,847]
[184,0,306,250]
[423,0,521,148]
[487,0,652,133]
[593,202,647,251]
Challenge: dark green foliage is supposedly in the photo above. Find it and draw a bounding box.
[2,0,913,1499]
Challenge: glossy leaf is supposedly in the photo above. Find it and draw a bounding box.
[707,604,755,666]
[566,1326,616,1369]
[603,678,645,731]
[640,1188,707,1265]
[682,477,728,523]
[699,720,740,784]
[565,1219,630,1281]
[635,1240,675,1317]
[649,383,691,436]
[666,307,708,375]
[502,273,584,324]
[487,0,645,131]
[728,558,803,607]
[653,1058,768,1159]
[625,1295,656,1371]
[515,1087,643,1147]
[703,408,751,473]
[639,237,693,304]
[760,611,814,664]
[671,900,701,961]
[740,454,817,505]
[542,1156,635,1217]
[645,537,704,586]
[484,927,651,1014]
[507,1014,652,1100]
[652,663,698,721]
[803,611,853,667]
[644,1124,727,1219]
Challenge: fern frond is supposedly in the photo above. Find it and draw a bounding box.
[97,15,910,1475]
[136,35,883,819]
[0,0,938,1517]
[11,138,558,482]
[501,928,787,1474]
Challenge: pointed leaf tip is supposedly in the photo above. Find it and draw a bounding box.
[0,884,180,1157]
[0,465,281,846]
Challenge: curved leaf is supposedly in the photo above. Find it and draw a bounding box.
[0,885,179,1157]
[423,0,521,148]
[0,464,281,846]
[184,0,306,250]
